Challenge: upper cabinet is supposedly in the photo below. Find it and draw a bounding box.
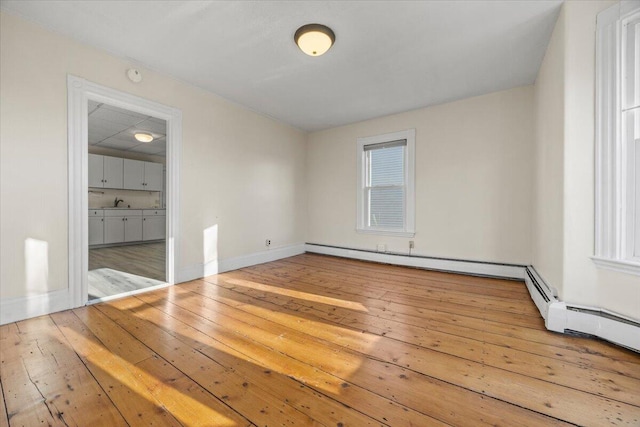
[89,154,123,189]
[123,159,163,191]
[90,154,163,192]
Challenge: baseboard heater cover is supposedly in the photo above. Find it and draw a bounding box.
[525,266,639,353]
[304,243,526,280]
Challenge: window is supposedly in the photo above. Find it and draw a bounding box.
[594,2,640,275]
[357,129,415,236]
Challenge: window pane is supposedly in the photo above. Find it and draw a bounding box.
[369,145,405,186]
[369,187,404,229]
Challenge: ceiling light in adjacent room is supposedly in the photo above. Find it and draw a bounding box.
[295,24,335,56]
[134,132,153,143]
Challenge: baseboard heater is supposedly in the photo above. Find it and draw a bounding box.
[525,266,639,353]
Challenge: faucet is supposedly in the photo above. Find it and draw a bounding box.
[114,197,124,207]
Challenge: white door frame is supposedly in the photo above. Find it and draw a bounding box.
[67,75,181,308]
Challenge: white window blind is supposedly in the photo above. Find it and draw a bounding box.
[364,140,406,230]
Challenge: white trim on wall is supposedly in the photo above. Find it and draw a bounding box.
[0,289,70,325]
[67,75,182,308]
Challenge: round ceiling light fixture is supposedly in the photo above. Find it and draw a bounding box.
[134,132,154,143]
[294,23,335,56]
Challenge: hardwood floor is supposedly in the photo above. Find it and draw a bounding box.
[1,253,638,426]
[89,241,166,282]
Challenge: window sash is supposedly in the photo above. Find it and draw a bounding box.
[364,142,406,230]
[356,129,415,236]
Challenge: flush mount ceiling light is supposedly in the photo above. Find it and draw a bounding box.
[294,23,335,56]
[134,132,154,143]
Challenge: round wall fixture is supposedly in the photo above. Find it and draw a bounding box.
[127,68,143,83]
[294,24,335,56]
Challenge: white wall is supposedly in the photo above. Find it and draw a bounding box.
[532,5,566,294]
[307,86,534,265]
[532,0,638,321]
[0,12,307,300]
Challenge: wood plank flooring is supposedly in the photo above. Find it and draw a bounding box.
[1,253,639,426]
[89,241,165,282]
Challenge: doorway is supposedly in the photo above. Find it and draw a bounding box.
[67,75,181,308]
[87,101,167,300]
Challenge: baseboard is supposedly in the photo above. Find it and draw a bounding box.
[176,243,306,283]
[525,266,639,352]
[304,243,526,280]
[0,289,71,325]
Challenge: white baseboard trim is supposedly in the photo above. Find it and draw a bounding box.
[0,289,71,325]
[305,243,526,280]
[176,243,306,283]
[525,266,639,352]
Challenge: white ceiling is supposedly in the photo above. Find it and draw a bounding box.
[1,1,563,132]
[88,101,166,156]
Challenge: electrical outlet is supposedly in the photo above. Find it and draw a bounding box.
[266,239,271,247]
[409,241,415,249]
[376,244,386,252]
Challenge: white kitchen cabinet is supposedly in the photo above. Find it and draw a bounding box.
[102,210,143,244]
[88,154,104,188]
[103,156,124,188]
[104,216,125,244]
[88,154,123,189]
[143,209,165,241]
[144,162,163,191]
[123,159,145,190]
[88,211,104,245]
[125,216,143,242]
[123,159,163,191]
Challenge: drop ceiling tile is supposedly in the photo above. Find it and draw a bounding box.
[130,143,165,155]
[134,118,166,135]
[98,136,140,150]
[90,107,146,127]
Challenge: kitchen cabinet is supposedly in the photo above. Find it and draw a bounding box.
[144,162,163,191]
[88,154,123,189]
[88,210,104,245]
[102,210,143,244]
[124,159,163,191]
[104,217,124,244]
[125,216,143,242]
[143,209,166,241]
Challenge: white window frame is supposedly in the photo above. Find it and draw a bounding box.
[593,2,640,276]
[356,129,415,237]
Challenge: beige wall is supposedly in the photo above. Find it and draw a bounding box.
[0,12,307,299]
[307,86,534,264]
[532,0,638,321]
[561,0,638,320]
[532,5,566,294]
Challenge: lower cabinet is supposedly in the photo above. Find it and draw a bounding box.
[103,210,143,244]
[143,209,166,241]
[125,216,143,242]
[88,216,104,245]
[91,209,165,246]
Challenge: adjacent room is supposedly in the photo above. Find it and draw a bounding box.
[0,1,638,426]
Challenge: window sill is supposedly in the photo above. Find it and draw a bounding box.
[591,256,640,276]
[356,228,415,238]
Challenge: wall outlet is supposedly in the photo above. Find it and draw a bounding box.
[409,241,415,249]
[376,244,386,252]
[266,239,271,247]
